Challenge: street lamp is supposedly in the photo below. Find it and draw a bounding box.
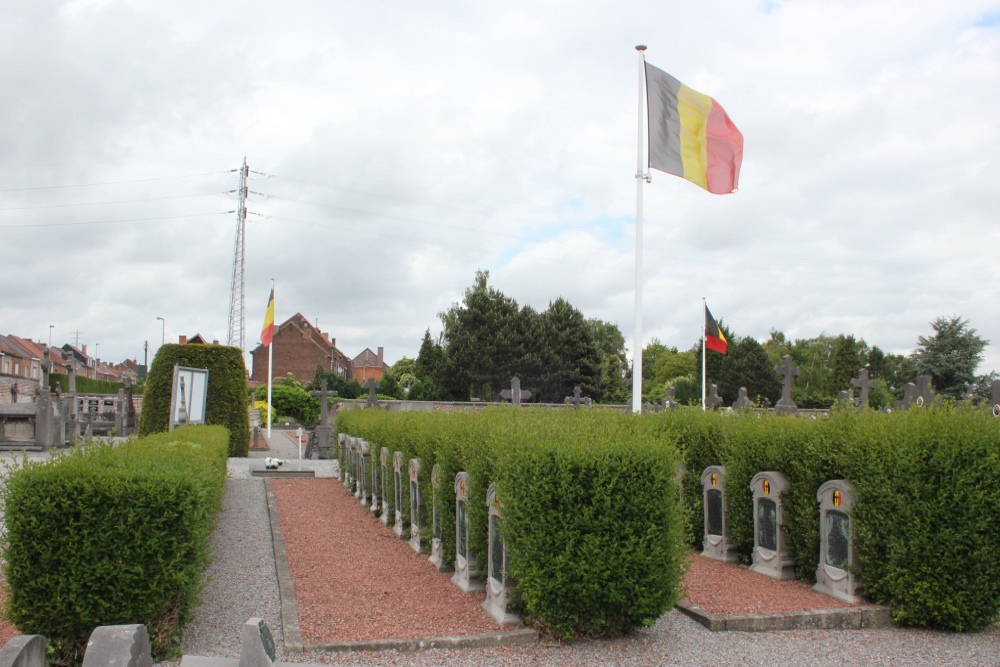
[48,325,54,347]
[156,317,165,346]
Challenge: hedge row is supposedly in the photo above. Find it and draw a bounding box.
[0,425,230,661]
[336,408,686,639]
[138,343,249,456]
[49,373,142,395]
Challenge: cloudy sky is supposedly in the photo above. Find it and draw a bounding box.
[3,0,999,378]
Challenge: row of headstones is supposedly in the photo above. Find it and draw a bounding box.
[700,466,860,603]
[0,617,324,667]
[338,434,520,626]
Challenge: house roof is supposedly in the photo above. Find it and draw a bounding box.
[6,335,44,360]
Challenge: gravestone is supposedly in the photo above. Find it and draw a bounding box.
[0,634,45,666]
[482,485,521,626]
[337,433,348,482]
[896,382,917,410]
[813,479,864,603]
[836,389,854,409]
[451,471,484,592]
[992,379,1000,417]
[393,451,409,539]
[732,387,752,410]
[750,471,795,580]
[356,439,370,506]
[179,617,323,666]
[380,447,391,526]
[81,624,153,667]
[773,355,800,416]
[428,464,452,572]
[500,377,531,406]
[850,368,876,409]
[914,374,935,407]
[663,386,678,410]
[370,446,381,515]
[311,380,337,459]
[700,466,738,563]
[564,386,591,409]
[408,458,424,553]
[364,378,380,408]
[705,384,723,410]
[342,437,354,489]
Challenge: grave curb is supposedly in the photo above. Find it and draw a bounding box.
[301,628,539,654]
[264,479,306,653]
[675,600,893,632]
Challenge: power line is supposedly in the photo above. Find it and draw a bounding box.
[0,192,228,212]
[0,171,231,193]
[0,212,226,229]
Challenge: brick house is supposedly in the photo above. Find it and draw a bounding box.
[352,347,389,384]
[249,313,352,384]
[0,335,43,383]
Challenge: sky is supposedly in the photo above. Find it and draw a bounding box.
[2,0,1000,379]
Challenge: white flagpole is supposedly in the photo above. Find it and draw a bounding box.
[267,277,274,437]
[632,44,649,415]
[702,298,707,411]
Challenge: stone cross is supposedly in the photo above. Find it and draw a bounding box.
[705,384,723,410]
[774,355,800,415]
[850,368,876,409]
[564,386,591,409]
[311,379,338,426]
[896,382,917,410]
[914,374,935,407]
[500,377,531,406]
[732,386,752,410]
[364,378,380,408]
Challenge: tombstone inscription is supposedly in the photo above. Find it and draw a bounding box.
[482,485,521,625]
[813,479,864,603]
[428,464,452,572]
[700,466,738,563]
[380,447,391,526]
[408,458,424,553]
[451,471,485,592]
[393,451,409,539]
[750,471,795,580]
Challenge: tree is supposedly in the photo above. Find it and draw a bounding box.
[719,337,781,405]
[830,335,866,393]
[536,298,602,402]
[414,329,445,383]
[588,319,629,403]
[910,316,989,399]
[650,348,697,390]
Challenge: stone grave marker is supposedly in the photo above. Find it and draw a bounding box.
[564,386,591,409]
[914,374,935,407]
[992,379,1000,417]
[380,447,391,526]
[393,451,409,539]
[311,380,337,459]
[82,624,153,667]
[663,386,678,410]
[750,471,795,580]
[428,464,452,572]
[500,377,531,406]
[732,387,752,410]
[705,384,723,410]
[813,479,864,603]
[337,433,348,482]
[408,458,425,553]
[774,355,800,416]
[700,466,738,563]
[451,471,485,592]
[850,368,876,409]
[370,446,381,515]
[896,382,917,410]
[482,485,521,626]
[364,378,380,408]
[356,439,370,507]
[179,617,323,666]
[0,634,45,666]
[836,388,854,409]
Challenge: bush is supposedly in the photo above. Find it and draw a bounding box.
[138,344,249,456]
[254,384,318,426]
[50,374,130,395]
[1,425,229,662]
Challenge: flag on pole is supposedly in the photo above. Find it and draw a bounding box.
[645,62,743,194]
[260,288,275,346]
[705,305,728,355]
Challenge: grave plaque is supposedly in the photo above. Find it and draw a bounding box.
[338,433,348,482]
[168,365,209,430]
[356,439,370,506]
[451,471,484,592]
[380,447,391,526]
[393,451,408,539]
[813,479,864,603]
[700,466,738,563]
[750,471,795,580]
[408,459,424,553]
[428,464,452,572]
[370,448,381,515]
[482,485,521,625]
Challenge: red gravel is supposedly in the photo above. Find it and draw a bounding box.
[272,479,499,644]
[272,479,868,644]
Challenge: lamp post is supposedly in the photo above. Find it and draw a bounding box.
[48,325,54,347]
[156,317,165,346]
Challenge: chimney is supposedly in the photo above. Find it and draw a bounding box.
[179,335,188,344]
[82,344,88,356]
[377,346,384,366]
[213,339,220,345]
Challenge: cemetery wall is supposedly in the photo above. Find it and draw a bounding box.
[0,424,229,663]
[0,374,40,404]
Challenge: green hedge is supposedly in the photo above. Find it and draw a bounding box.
[138,344,249,456]
[49,373,141,395]
[0,425,229,661]
[336,409,685,638]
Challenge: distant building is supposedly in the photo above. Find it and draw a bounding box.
[352,347,389,384]
[249,313,352,384]
[0,335,43,383]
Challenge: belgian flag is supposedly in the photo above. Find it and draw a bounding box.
[260,288,275,347]
[705,305,728,355]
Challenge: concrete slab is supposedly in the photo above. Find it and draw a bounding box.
[675,600,893,632]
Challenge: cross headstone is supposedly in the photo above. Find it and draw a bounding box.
[850,368,876,409]
[774,355,800,415]
[732,387,752,410]
[564,386,591,409]
[706,384,723,410]
[914,374,935,407]
[896,382,917,410]
[500,377,531,406]
[310,379,338,427]
[364,378,380,408]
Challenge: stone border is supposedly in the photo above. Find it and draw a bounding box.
[264,479,539,655]
[675,600,893,632]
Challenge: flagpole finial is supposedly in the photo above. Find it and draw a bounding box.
[635,44,647,51]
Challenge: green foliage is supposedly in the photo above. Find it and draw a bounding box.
[588,319,629,404]
[309,365,364,399]
[49,374,129,395]
[536,298,602,403]
[1,425,229,662]
[137,344,249,456]
[254,384,318,426]
[909,316,989,399]
[830,335,866,393]
[719,337,781,405]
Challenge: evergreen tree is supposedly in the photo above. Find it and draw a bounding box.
[910,316,989,399]
[588,319,629,403]
[719,337,781,405]
[536,298,602,402]
[830,335,865,392]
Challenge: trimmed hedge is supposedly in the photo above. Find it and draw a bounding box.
[49,373,140,395]
[0,425,229,661]
[139,344,249,456]
[336,408,685,638]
